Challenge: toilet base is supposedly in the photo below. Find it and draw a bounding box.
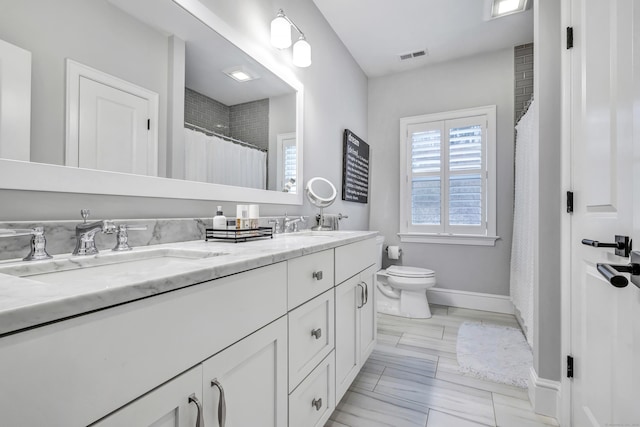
[376,286,432,319]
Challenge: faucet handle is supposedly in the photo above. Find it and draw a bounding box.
[80,209,91,223]
[113,224,148,251]
[0,227,53,261]
[268,218,282,234]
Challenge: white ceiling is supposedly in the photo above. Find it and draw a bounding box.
[312,0,534,77]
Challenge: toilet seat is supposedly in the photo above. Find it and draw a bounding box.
[386,265,435,278]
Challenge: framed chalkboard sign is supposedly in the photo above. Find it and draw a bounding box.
[342,129,370,203]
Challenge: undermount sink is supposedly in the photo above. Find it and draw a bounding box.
[0,247,227,286]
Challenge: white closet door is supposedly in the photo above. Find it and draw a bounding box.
[0,38,31,161]
[78,77,153,175]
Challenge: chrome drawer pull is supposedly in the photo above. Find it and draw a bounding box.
[312,270,323,280]
[211,379,227,427]
[312,397,323,411]
[311,328,322,339]
[188,394,204,427]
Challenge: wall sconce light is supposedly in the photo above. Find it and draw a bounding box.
[270,9,311,67]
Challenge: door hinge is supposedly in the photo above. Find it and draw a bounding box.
[567,355,574,378]
[147,119,150,130]
[566,27,574,49]
[566,191,574,213]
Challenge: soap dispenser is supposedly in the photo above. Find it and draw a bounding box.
[213,206,227,237]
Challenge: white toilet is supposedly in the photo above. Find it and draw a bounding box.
[375,238,436,319]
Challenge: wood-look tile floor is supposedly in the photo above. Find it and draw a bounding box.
[326,305,560,427]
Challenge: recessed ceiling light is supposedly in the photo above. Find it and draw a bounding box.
[223,66,259,82]
[491,0,528,18]
[230,70,251,81]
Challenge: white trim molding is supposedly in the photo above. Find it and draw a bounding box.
[399,233,499,246]
[528,367,561,419]
[425,287,513,314]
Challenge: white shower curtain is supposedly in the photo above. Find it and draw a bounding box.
[183,128,266,189]
[510,100,536,346]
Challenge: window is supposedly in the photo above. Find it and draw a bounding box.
[277,132,297,193]
[399,106,498,246]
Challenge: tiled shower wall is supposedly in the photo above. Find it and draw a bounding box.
[514,43,534,124]
[184,88,231,137]
[184,88,269,150]
[229,99,269,150]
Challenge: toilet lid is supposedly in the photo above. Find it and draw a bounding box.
[386,265,434,278]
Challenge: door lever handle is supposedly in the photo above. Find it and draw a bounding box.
[582,235,631,257]
[597,251,640,288]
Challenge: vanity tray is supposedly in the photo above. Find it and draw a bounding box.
[205,227,273,243]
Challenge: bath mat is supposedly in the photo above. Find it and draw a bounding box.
[456,321,532,388]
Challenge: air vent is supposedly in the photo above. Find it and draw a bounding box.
[399,49,429,61]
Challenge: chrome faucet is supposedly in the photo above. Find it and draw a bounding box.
[284,216,307,233]
[73,209,116,256]
[0,226,53,261]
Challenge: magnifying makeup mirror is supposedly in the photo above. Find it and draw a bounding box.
[305,177,337,231]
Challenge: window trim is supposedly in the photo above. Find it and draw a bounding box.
[399,105,498,246]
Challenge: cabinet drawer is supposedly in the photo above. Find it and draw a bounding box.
[289,351,335,427]
[288,249,334,309]
[288,289,335,391]
[335,238,376,284]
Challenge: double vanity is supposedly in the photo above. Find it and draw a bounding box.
[0,231,377,426]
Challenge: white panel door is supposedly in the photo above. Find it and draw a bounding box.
[0,38,31,161]
[79,76,153,175]
[202,317,288,427]
[569,0,640,425]
[93,365,203,427]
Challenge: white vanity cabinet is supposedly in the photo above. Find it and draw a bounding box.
[92,366,204,427]
[334,239,377,402]
[0,262,287,427]
[95,317,288,427]
[0,234,378,427]
[202,317,288,427]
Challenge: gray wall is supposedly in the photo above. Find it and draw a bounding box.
[534,0,562,381]
[0,0,369,229]
[0,0,169,170]
[368,48,515,296]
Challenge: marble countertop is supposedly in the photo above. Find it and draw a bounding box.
[0,230,378,337]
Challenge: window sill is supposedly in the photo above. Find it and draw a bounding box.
[398,233,500,246]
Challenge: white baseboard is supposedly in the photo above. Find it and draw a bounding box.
[528,367,561,419]
[426,287,514,314]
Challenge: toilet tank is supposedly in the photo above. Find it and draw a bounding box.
[375,235,385,270]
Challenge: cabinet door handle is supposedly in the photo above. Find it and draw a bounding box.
[211,379,227,427]
[363,281,369,305]
[188,394,204,427]
[356,283,365,309]
[312,270,323,280]
[312,397,323,411]
[311,328,322,339]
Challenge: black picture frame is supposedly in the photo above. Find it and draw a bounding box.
[342,129,370,204]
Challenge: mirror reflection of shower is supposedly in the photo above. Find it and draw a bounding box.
[305,177,337,231]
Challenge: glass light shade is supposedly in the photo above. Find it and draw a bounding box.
[271,16,291,49]
[292,38,311,67]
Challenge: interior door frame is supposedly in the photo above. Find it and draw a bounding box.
[65,59,159,173]
[560,0,573,425]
